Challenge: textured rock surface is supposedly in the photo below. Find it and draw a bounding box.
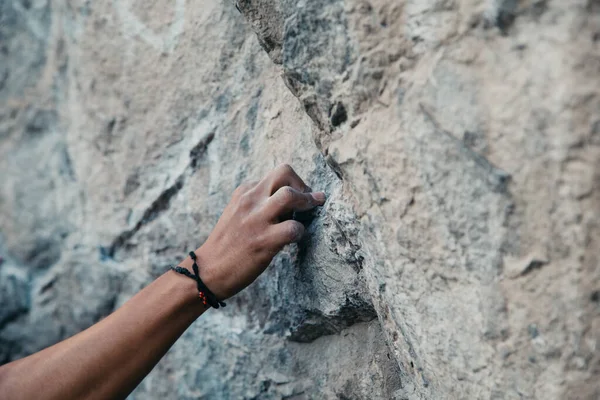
[1,0,599,398]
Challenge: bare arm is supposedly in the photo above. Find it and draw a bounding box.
[0,164,325,400]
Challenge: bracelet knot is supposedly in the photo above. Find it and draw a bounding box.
[169,251,226,309]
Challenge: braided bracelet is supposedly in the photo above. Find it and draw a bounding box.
[170,251,226,309]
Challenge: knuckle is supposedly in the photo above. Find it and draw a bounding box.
[277,163,293,176]
[233,185,246,197]
[251,232,267,252]
[236,180,259,194]
[278,186,295,204]
[238,192,254,210]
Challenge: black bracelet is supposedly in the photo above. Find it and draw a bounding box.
[170,251,226,309]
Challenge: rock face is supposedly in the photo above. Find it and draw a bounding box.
[0,0,599,398]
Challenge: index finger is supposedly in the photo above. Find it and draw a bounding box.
[263,186,325,221]
[257,164,310,195]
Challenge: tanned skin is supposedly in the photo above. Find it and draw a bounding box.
[0,164,326,400]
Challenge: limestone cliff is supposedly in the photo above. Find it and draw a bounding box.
[0,0,599,398]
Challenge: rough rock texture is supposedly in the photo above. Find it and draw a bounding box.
[0,0,599,399]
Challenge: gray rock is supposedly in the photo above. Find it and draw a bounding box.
[1,0,599,398]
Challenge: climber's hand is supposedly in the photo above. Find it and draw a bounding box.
[189,164,326,300]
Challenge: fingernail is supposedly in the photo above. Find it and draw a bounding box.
[311,192,326,203]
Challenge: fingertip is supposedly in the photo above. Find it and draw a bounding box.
[290,220,306,242]
[310,191,326,204]
[269,220,305,250]
[273,220,305,245]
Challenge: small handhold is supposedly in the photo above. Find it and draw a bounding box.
[329,101,347,127]
[504,249,549,278]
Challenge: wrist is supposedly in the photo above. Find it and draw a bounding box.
[177,247,228,302]
[163,270,208,317]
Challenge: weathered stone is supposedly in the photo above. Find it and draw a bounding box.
[1,0,599,398]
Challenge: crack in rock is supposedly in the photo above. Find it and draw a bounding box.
[108,133,215,257]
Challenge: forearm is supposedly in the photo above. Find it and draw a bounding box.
[0,270,205,400]
[0,165,325,399]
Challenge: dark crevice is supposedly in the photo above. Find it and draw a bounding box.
[108,133,215,257]
[39,276,56,294]
[493,0,519,35]
[0,297,29,328]
[287,295,377,343]
[237,1,400,364]
[25,109,57,136]
[329,101,347,127]
[60,145,76,181]
[238,4,379,345]
[325,154,344,180]
[106,118,116,135]
[529,0,548,20]
[519,259,548,276]
[330,217,363,273]
[0,71,8,91]
[108,173,185,257]
[420,103,511,193]
[23,237,62,270]
[190,131,215,170]
[496,9,516,35]
[0,308,28,334]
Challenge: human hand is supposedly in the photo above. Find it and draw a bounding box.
[183,164,326,300]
